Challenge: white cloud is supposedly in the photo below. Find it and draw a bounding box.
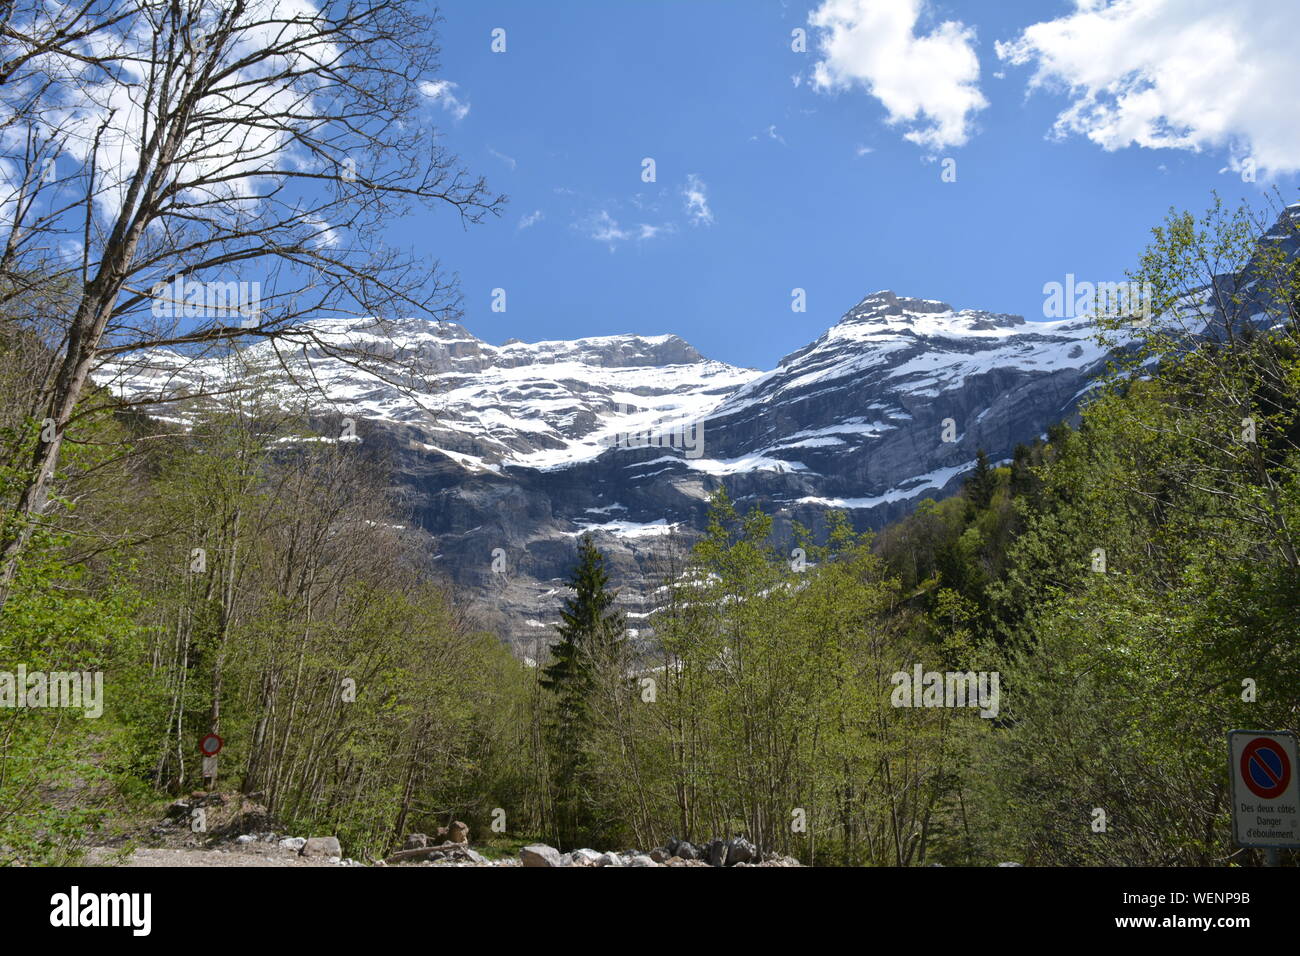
[1,0,341,218]
[577,210,672,249]
[517,209,543,231]
[748,125,787,145]
[808,0,987,151]
[488,147,517,170]
[682,174,714,226]
[419,80,470,122]
[996,0,1300,176]
[304,214,341,248]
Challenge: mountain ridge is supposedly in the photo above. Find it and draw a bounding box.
[97,287,1127,646]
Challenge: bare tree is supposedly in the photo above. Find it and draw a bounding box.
[0,0,503,604]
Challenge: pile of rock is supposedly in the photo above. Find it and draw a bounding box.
[383,842,488,866]
[406,822,469,846]
[662,836,755,867]
[518,836,801,868]
[382,823,489,866]
[231,833,355,864]
[520,845,630,867]
[157,791,280,844]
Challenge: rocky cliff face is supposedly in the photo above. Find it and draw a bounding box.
[97,290,1118,648]
[93,207,1300,648]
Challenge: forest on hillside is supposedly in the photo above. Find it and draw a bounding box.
[3,164,1299,862]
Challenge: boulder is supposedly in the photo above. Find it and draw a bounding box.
[447,821,470,844]
[595,852,622,867]
[520,844,563,867]
[629,854,658,867]
[402,833,430,850]
[279,837,306,851]
[649,848,669,863]
[571,848,603,866]
[725,837,756,866]
[300,836,342,858]
[707,840,728,868]
[676,841,697,861]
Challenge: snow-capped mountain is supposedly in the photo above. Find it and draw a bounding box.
[94,207,1300,646]
[96,290,1116,646]
[694,290,1109,507]
[98,317,759,471]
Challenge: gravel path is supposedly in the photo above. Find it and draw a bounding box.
[86,844,343,867]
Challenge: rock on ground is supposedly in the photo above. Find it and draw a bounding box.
[520,844,563,867]
[300,836,342,858]
[726,837,756,866]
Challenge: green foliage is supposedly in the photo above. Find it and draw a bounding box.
[0,543,147,864]
[559,491,991,864]
[0,383,536,862]
[5,194,1300,868]
[965,195,1300,865]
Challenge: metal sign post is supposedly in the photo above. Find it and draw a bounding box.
[199,733,224,790]
[1228,729,1300,865]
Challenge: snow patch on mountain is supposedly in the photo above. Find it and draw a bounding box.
[94,288,1127,647]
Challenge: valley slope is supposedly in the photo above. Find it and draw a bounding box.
[98,290,1117,647]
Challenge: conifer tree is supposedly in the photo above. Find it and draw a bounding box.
[540,534,625,847]
[965,448,996,510]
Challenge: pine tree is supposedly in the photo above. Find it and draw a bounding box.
[540,533,625,847]
[1009,442,1036,498]
[965,448,996,510]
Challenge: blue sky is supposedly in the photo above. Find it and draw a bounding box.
[392,0,1300,371]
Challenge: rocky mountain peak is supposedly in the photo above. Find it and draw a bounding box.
[836,290,1029,335]
[843,290,954,321]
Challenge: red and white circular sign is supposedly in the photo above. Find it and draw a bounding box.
[1240,736,1291,800]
